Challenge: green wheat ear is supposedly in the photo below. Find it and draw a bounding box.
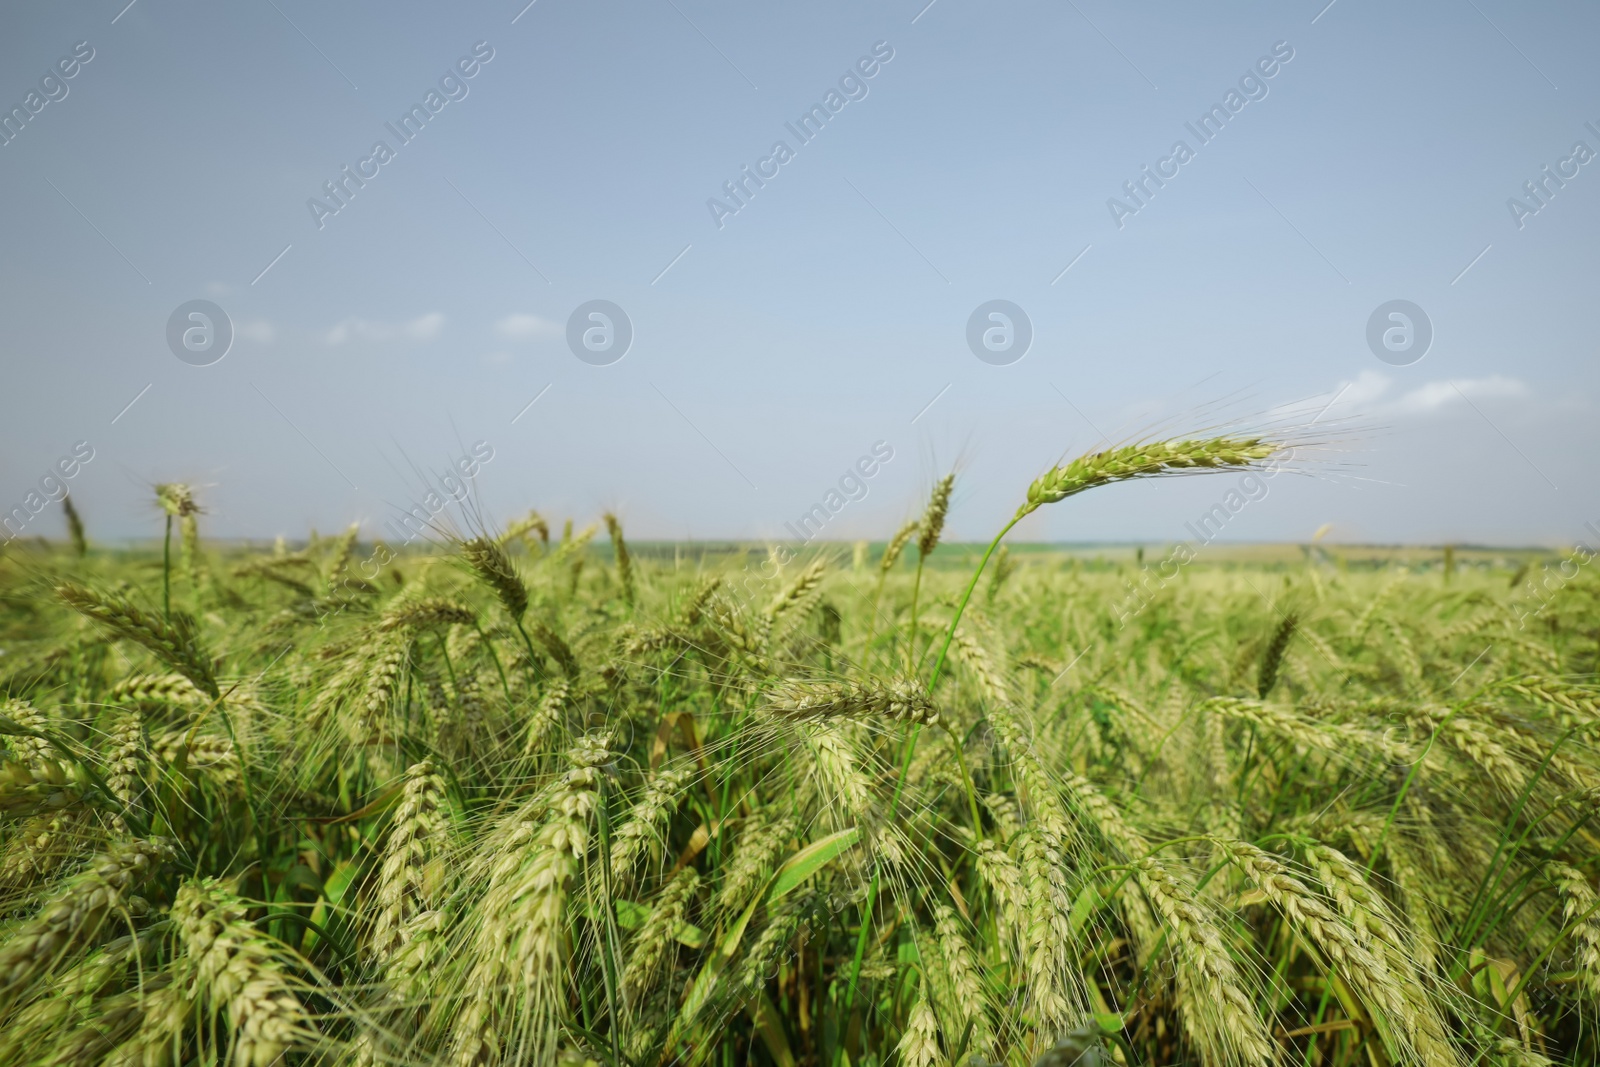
[62,493,87,557]
[880,519,918,573]
[56,582,219,698]
[1017,437,1280,520]
[154,483,198,517]
[917,473,955,557]
[604,512,635,607]
[1257,613,1298,698]
[460,536,528,620]
[929,434,1287,688]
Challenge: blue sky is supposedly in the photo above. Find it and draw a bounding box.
[1,0,1596,547]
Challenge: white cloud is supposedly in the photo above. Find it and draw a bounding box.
[1340,369,1394,409]
[1265,370,1391,424]
[495,313,560,340]
[1394,375,1529,413]
[325,313,444,345]
[408,312,444,340]
[1293,370,1530,421]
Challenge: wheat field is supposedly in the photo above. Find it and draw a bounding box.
[2,437,1598,1067]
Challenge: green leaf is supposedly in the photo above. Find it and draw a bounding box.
[615,899,651,929]
[1069,881,1101,934]
[323,859,359,907]
[635,828,859,1053]
[749,991,797,1067]
[613,899,705,947]
[280,863,323,896]
[768,827,859,901]
[676,892,764,1032]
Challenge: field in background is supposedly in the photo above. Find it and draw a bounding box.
[1,479,1598,1067]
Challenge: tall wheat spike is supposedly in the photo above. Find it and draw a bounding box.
[604,512,636,607]
[917,473,955,558]
[61,494,87,557]
[1016,438,1280,520]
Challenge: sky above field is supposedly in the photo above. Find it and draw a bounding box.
[1,0,1597,548]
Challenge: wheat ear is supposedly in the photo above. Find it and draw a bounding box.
[0,838,171,1004]
[622,867,698,1000]
[897,991,945,1067]
[763,678,937,725]
[325,522,359,590]
[881,520,918,573]
[1550,863,1600,1000]
[917,473,955,557]
[62,492,87,557]
[454,732,611,1066]
[380,596,475,632]
[610,765,691,882]
[1017,437,1279,520]
[460,536,528,619]
[930,904,992,1056]
[370,759,449,972]
[1133,856,1276,1067]
[172,878,318,1067]
[1218,839,1426,1061]
[604,512,636,607]
[1257,613,1297,697]
[766,558,826,619]
[500,509,550,545]
[56,583,219,698]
